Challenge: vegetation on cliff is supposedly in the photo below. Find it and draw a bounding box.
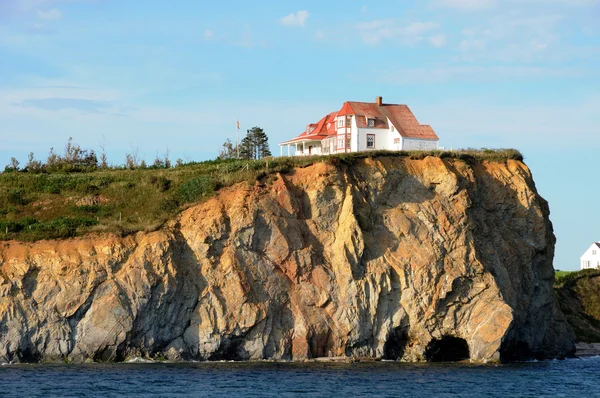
[555,269,600,342]
[0,148,523,242]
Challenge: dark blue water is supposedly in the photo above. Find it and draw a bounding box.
[1,356,599,397]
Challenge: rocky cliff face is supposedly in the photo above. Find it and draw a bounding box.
[0,156,575,363]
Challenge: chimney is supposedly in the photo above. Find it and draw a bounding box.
[376,96,383,106]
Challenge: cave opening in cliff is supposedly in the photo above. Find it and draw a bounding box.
[424,336,470,362]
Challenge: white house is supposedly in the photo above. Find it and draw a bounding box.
[279,97,439,156]
[580,242,600,270]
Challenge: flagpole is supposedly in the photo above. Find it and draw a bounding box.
[236,120,240,159]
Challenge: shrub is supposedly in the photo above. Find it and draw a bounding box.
[178,175,216,203]
[8,189,29,205]
[150,176,172,192]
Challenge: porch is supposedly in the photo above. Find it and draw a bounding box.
[279,139,322,157]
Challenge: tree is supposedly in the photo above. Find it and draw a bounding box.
[252,127,271,159]
[218,138,238,160]
[25,152,43,173]
[238,127,271,160]
[239,134,255,160]
[4,157,20,172]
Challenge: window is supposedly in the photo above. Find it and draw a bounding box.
[346,138,351,149]
[337,118,345,128]
[367,134,375,148]
[338,137,344,149]
[391,125,395,132]
[593,250,597,255]
[367,118,375,127]
[393,138,400,144]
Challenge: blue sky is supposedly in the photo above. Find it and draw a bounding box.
[0,0,599,270]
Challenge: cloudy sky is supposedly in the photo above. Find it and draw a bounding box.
[1,0,599,269]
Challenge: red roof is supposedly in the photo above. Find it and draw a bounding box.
[280,112,338,144]
[281,99,438,144]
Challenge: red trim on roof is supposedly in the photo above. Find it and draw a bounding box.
[280,100,438,145]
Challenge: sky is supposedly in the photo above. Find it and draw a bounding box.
[0,0,599,270]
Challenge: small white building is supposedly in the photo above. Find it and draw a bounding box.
[279,97,439,156]
[580,242,600,270]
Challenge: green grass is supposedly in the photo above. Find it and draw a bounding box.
[0,149,523,242]
[554,269,600,342]
[555,270,574,282]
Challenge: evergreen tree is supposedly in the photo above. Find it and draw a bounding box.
[252,127,272,159]
[220,127,271,160]
[239,133,255,160]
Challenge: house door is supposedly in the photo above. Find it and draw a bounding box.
[309,146,312,155]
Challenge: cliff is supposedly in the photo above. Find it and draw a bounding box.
[555,269,600,342]
[0,155,575,363]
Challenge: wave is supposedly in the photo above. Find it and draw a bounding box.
[125,357,155,364]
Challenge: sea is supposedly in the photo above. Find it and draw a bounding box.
[1,356,599,397]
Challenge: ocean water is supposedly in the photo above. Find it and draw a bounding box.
[1,356,599,397]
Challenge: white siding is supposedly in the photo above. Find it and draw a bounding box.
[402,138,438,151]
[580,243,600,270]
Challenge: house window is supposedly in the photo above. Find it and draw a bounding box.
[337,118,344,128]
[368,118,375,127]
[593,250,597,255]
[346,138,351,149]
[391,125,395,132]
[338,137,344,149]
[393,138,400,144]
[367,134,375,148]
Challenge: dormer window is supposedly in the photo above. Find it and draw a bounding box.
[367,118,375,127]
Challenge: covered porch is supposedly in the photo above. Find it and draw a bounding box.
[279,139,323,157]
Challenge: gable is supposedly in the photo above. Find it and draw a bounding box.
[581,242,600,260]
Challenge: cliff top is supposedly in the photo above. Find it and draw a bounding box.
[0,149,523,242]
[555,269,600,342]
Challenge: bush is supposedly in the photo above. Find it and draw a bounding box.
[8,189,29,205]
[178,175,216,203]
[150,176,172,192]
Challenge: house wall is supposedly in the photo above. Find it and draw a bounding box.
[580,243,600,269]
[402,138,439,151]
[294,141,323,156]
[356,127,390,151]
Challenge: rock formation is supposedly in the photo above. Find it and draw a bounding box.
[0,156,575,363]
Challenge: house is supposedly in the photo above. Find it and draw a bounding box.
[580,242,600,270]
[279,97,439,156]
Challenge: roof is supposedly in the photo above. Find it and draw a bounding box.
[343,101,439,140]
[280,112,337,144]
[280,99,438,145]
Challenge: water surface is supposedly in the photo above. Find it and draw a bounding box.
[1,356,599,397]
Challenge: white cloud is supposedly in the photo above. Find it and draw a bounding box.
[357,20,439,45]
[434,0,498,9]
[279,10,310,27]
[365,65,587,85]
[203,29,214,40]
[429,34,447,47]
[314,29,326,41]
[36,8,61,20]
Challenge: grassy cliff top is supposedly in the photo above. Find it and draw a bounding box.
[555,269,600,342]
[0,149,523,242]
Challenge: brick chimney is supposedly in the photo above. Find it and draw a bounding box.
[376,96,383,106]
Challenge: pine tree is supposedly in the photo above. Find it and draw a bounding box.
[239,133,255,160]
[251,127,271,159]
